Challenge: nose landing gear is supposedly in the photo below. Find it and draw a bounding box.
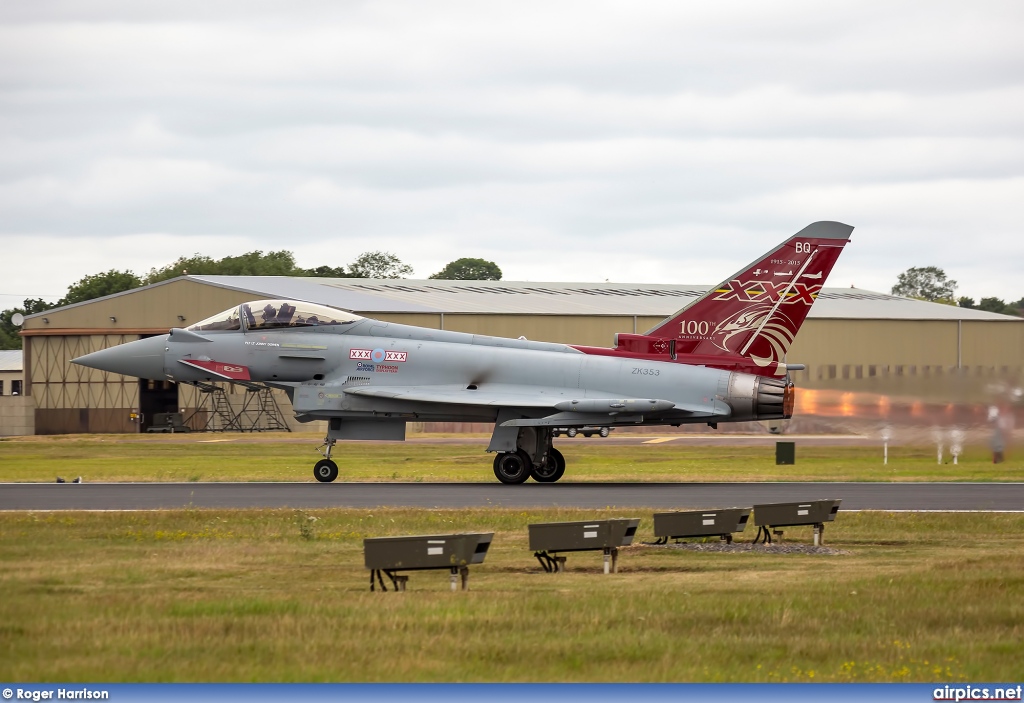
[314,436,339,482]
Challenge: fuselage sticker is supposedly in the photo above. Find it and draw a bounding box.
[355,362,399,373]
[350,348,408,363]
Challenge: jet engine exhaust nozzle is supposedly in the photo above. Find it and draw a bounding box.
[723,372,794,422]
[754,376,794,420]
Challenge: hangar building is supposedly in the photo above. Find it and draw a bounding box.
[0,350,32,437]
[0,350,24,398]
[16,276,1024,435]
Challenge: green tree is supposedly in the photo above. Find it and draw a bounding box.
[0,310,23,350]
[977,297,1021,316]
[347,251,413,279]
[977,297,1006,313]
[428,257,502,281]
[216,250,298,276]
[0,298,56,350]
[145,250,299,284]
[144,255,216,283]
[958,295,1020,316]
[303,265,351,278]
[59,270,141,306]
[891,266,957,303]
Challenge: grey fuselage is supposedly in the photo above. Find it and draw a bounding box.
[144,319,765,423]
[152,318,774,428]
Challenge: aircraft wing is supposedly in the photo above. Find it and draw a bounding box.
[342,383,724,416]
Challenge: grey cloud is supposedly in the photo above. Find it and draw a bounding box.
[1,0,1023,304]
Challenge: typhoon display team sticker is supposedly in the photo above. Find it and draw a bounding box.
[350,348,407,372]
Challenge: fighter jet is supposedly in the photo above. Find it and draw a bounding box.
[73,221,852,484]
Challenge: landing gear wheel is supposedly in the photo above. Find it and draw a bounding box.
[492,450,532,484]
[314,459,339,483]
[531,448,566,483]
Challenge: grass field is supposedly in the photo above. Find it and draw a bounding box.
[0,434,1020,483]
[1,509,1022,682]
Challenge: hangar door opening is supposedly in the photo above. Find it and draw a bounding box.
[138,378,179,432]
[134,332,179,432]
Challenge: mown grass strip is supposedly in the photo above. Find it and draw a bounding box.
[0,435,1020,483]
[0,509,1021,682]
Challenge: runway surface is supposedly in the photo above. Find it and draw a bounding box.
[2,481,1022,511]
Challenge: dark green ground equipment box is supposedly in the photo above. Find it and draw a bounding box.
[653,508,751,544]
[775,441,795,465]
[363,532,493,591]
[752,499,841,545]
[528,518,640,573]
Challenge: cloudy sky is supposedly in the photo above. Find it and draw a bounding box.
[2,0,1022,309]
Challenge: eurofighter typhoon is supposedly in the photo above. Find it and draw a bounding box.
[73,222,852,484]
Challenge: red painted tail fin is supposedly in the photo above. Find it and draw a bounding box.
[645,221,852,371]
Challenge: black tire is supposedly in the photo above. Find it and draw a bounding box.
[531,447,566,483]
[492,450,532,484]
[314,459,339,483]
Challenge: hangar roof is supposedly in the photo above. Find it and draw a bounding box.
[183,276,1020,322]
[0,350,23,372]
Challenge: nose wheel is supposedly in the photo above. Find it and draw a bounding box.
[314,437,339,482]
[314,459,339,482]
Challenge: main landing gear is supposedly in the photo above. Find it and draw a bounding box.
[530,448,565,483]
[492,447,566,484]
[314,436,339,482]
[491,428,567,485]
[493,450,531,484]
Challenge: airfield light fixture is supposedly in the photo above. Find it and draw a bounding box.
[529,518,640,574]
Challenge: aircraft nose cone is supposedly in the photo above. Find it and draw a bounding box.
[72,335,168,380]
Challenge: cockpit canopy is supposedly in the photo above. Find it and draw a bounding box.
[187,300,362,332]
